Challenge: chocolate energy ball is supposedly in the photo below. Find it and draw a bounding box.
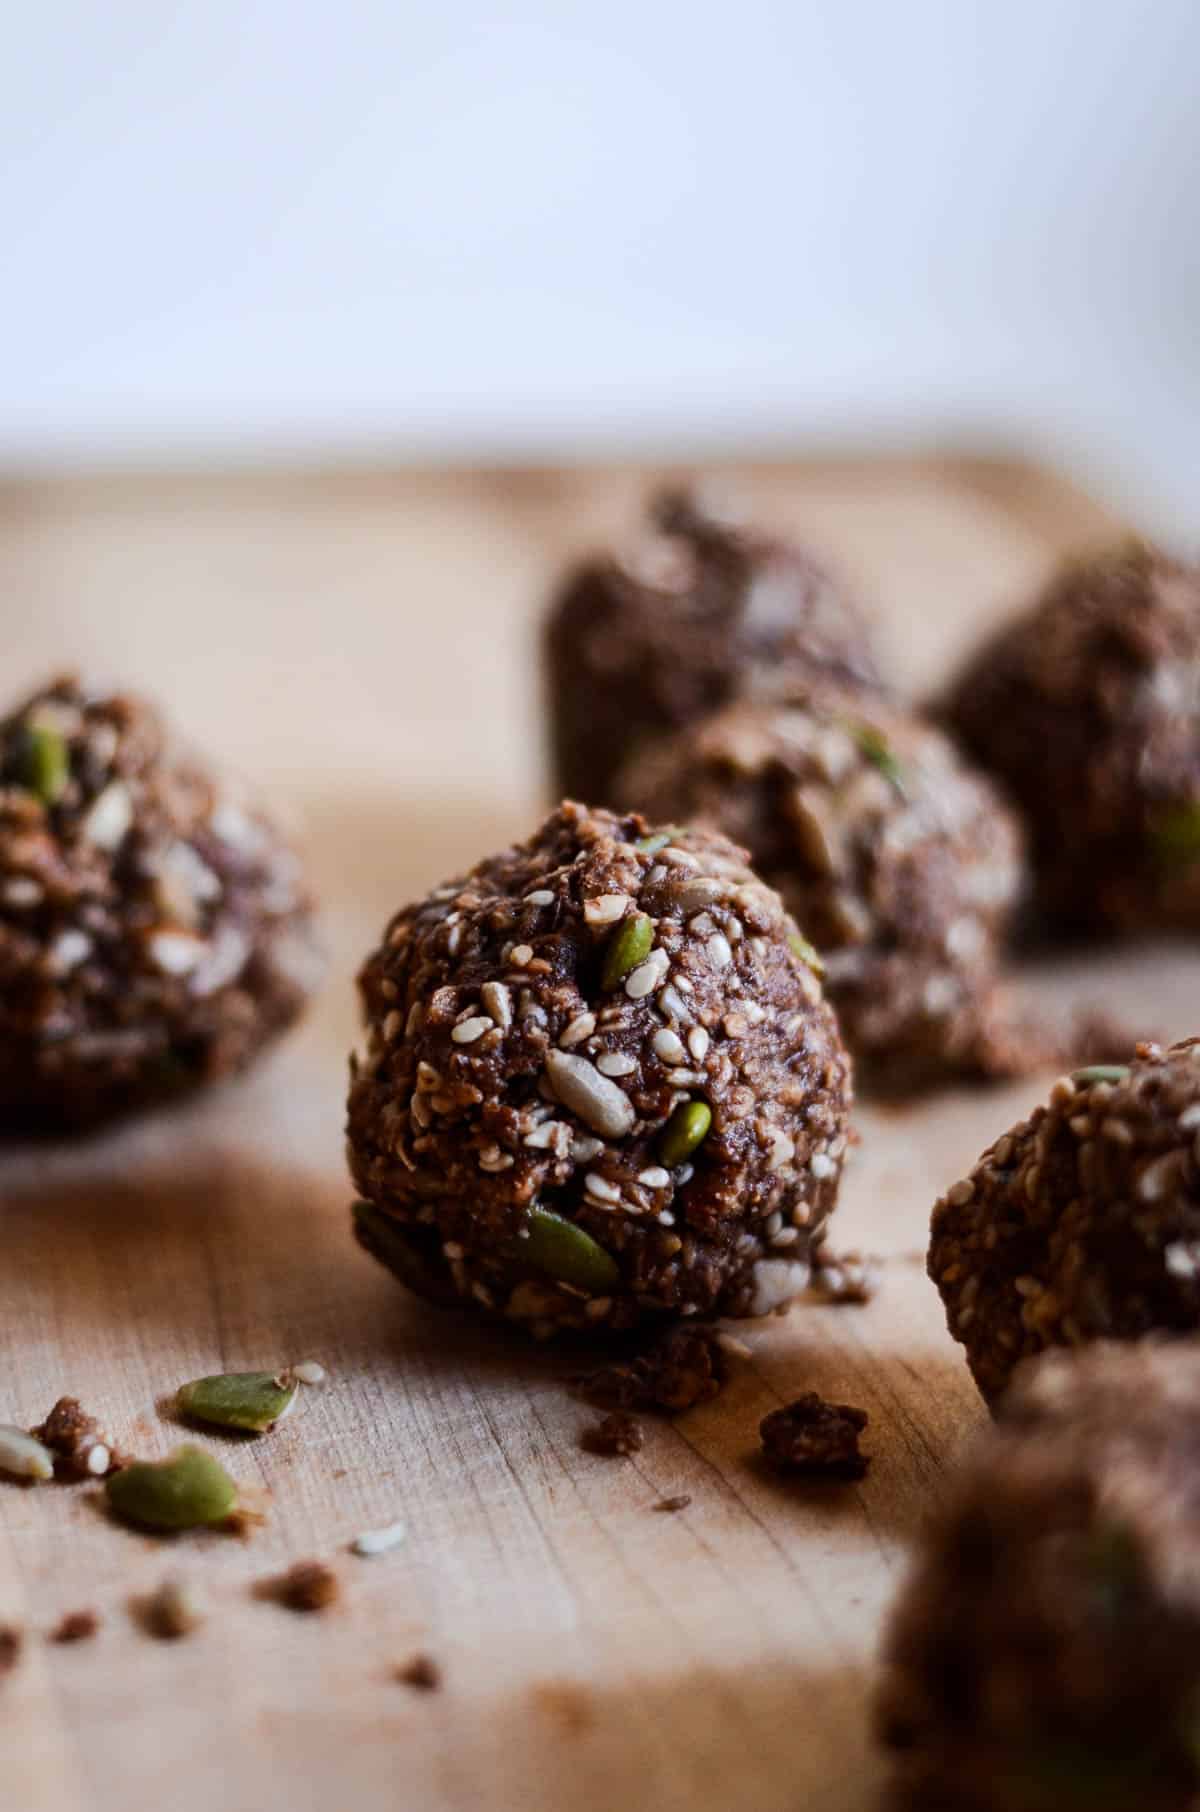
[347,801,852,1336]
[943,540,1200,933]
[0,675,321,1130]
[616,683,1025,1090]
[930,1041,1200,1402]
[877,1340,1200,1812]
[542,486,881,806]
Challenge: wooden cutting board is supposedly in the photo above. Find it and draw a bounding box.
[3,455,1192,1812]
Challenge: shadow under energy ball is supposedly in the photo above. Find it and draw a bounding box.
[0,674,322,1131]
[347,802,852,1337]
[542,486,882,808]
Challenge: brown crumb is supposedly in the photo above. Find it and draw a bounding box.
[759,1393,870,1479]
[224,1492,270,1539]
[50,1610,99,1645]
[810,1247,881,1306]
[575,1325,727,1416]
[580,1412,644,1457]
[268,1560,339,1613]
[0,1626,22,1677]
[140,1578,204,1640]
[31,1397,120,1480]
[653,1494,692,1514]
[395,1653,442,1691]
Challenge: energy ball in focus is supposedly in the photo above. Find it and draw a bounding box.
[930,1041,1200,1401]
[877,1340,1200,1812]
[617,683,1025,1090]
[542,486,882,807]
[0,675,322,1130]
[347,801,852,1337]
[943,540,1200,933]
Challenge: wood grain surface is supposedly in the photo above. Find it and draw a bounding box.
[3,456,1190,1812]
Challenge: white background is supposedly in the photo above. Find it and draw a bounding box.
[3,1,1198,531]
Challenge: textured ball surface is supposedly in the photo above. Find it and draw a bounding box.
[930,1041,1200,1400]
[542,487,881,807]
[618,681,1024,1088]
[0,674,321,1129]
[943,540,1200,933]
[347,801,852,1336]
[878,1340,1200,1812]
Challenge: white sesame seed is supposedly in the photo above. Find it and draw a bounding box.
[764,1211,783,1238]
[80,780,133,850]
[687,1026,710,1061]
[584,1297,613,1320]
[524,1120,566,1151]
[584,893,629,925]
[810,1152,836,1179]
[2,877,43,907]
[442,1240,464,1259]
[478,1148,515,1172]
[406,1002,424,1036]
[445,924,462,955]
[766,1129,795,1169]
[661,847,699,869]
[293,1361,327,1385]
[47,929,92,975]
[571,1133,604,1163]
[1137,1154,1176,1202]
[706,933,733,970]
[511,944,534,966]
[525,890,554,906]
[481,981,512,1029]
[674,974,693,992]
[625,951,669,999]
[596,1052,636,1077]
[1166,1241,1200,1278]
[658,985,691,1023]
[559,1012,596,1049]
[688,912,718,937]
[653,1028,688,1065]
[770,1227,800,1247]
[416,1061,441,1090]
[383,1010,402,1041]
[1180,1104,1200,1131]
[638,1166,672,1189]
[148,930,204,975]
[452,1016,491,1045]
[946,1178,975,1207]
[585,1173,622,1203]
[351,1520,408,1558]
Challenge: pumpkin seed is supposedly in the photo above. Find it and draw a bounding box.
[659,1100,713,1167]
[1071,1065,1131,1087]
[524,1207,619,1294]
[106,1446,238,1531]
[0,1425,55,1482]
[634,830,676,855]
[842,720,908,797]
[18,723,70,805]
[1151,802,1200,865]
[787,929,825,976]
[176,1371,297,1434]
[601,912,654,990]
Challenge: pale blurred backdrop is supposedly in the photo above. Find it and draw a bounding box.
[2,0,1198,537]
